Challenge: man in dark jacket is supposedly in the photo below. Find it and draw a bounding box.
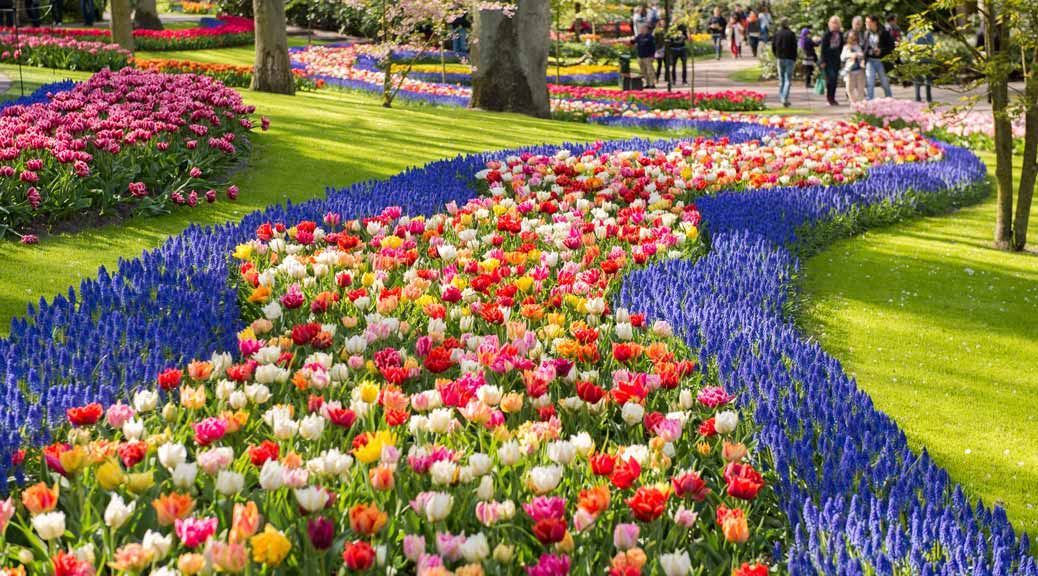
[819,15,844,105]
[772,18,797,106]
[864,15,893,99]
[631,24,657,88]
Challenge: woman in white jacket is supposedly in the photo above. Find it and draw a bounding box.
[841,30,866,104]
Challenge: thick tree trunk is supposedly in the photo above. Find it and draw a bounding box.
[251,0,295,95]
[110,0,134,51]
[133,0,163,30]
[470,0,550,118]
[1013,81,1038,251]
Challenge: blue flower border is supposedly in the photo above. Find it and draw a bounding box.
[2,114,1031,572]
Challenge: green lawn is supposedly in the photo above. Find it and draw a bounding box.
[728,64,763,83]
[801,151,1038,536]
[136,36,320,65]
[0,66,92,101]
[0,64,651,333]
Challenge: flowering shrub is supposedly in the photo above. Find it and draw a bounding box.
[0,68,255,239]
[0,32,131,71]
[2,15,253,51]
[136,58,325,91]
[853,98,1026,149]
[0,108,1030,574]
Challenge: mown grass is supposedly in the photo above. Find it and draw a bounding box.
[0,63,653,333]
[801,151,1038,536]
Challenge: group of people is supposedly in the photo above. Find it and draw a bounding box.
[778,13,934,106]
[630,2,691,89]
[707,5,773,60]
[0,0,97,27]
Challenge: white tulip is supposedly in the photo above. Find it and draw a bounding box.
[142,529,173,560]
[527,465,563,494]
[299,414,326,441]
[172,462,198,489]
[621,402,645,426]
[497,441,521,466]
[32,511,65,541]
[460,533,490,562]
[260,460,285,491]
[547,441,576,466]
[476,475,495,501]
[714,410,739,434]
[122,418,145,441]
[424,492,454,522]
[244,383,271,404]
[430,460,457,486]
[469,453,492,476]
[216,471,245,496]
[132,390,158,413]
[104,494,135,530]
[294,486,329,513]
[660,551,692,576]
[158,442,187,470]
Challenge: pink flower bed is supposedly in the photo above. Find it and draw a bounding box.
[853,98,1025,140]
[0,68,256,239]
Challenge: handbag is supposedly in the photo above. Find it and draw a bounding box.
[813,75,825,94]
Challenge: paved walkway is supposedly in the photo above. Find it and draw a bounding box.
[651,55,994,117]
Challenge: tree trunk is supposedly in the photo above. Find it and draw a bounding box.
[251,0,295,95]
[988,10,1014,249]
[1013,77,1038,251]
[133,0,164,30]
[382,54,393,108]
[470,0,551,118]
[109,0,134,51]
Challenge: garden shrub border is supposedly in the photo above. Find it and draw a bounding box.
[1,118,1032,572]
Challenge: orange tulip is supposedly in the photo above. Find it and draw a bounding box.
[230,501,262,543]
[348,503,387,536]
[21,482,59,515]
[717,505,750,544]
[152,492,195,526]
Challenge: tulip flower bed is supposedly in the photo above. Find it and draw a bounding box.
[290,44,764,112]
[0,32,131,71]
[136,58,324,91]
[0,68,256,240]
[0,111,1015,576]
[407,62,619,86]
[548,86,767,113]
[2,16,253,51]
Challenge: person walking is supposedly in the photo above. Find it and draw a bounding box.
[758,4,772,43]
[728,14,744,58]
[81,0,95,25]
[799,27,818,88]
[708,7,727,60]
[633,4,652,35]
[631,24,657,88]
[820,16,844,105]
[667,24,689,84]
[747,11,761,57]
[772,18,797,107]
[654,25,669,83]
[911,29,935,102]
[885,14,902,43]
[450,13,470,54]
[842,29,866,103]
[863,15,893,99]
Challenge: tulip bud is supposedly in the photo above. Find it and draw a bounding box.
[162,403,178,422]
[493,543,514,563]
